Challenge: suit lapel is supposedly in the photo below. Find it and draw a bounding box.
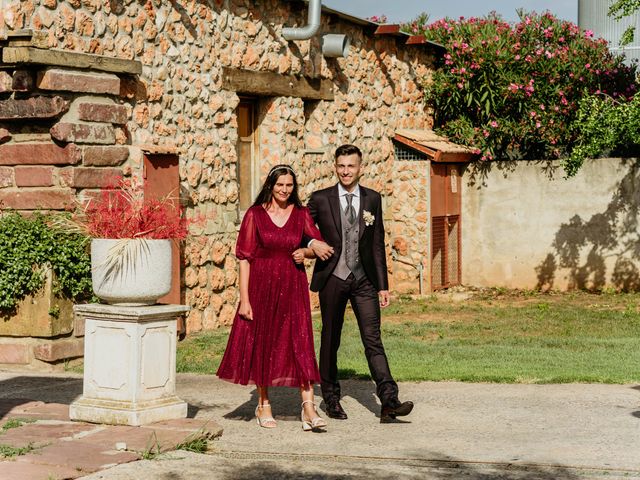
[328,184,342,237]
[358,187,367,239]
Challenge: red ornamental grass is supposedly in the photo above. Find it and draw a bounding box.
[80,179,188,240]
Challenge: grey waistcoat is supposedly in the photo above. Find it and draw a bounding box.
[333,202,366,281]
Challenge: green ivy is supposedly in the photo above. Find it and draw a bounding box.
[566,93,640,176]
[0,212,93,313]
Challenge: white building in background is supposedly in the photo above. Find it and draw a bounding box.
[579,0,640,64]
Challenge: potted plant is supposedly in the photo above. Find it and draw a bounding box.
[60,178,188,306]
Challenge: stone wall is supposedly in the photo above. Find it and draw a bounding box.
[4,0,438,333]
[390,159,430,294]
[462,158,640,291]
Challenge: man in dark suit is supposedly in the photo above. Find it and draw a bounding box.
[308,144,413,423]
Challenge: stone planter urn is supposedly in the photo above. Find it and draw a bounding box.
[91,238,172,306]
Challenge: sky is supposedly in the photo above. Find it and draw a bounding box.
[322,0,578,25]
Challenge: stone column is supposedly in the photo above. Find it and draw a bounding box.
[69,304,190,426]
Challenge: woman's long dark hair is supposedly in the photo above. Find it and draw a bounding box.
[252,164,303,208]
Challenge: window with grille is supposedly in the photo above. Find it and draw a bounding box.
[394,143,428,161]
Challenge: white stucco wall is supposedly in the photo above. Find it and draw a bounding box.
[462,158,640,290]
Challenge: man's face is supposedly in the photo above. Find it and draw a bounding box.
[334,153,362,191]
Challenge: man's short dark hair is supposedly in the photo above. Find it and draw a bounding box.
[335,144,362,160]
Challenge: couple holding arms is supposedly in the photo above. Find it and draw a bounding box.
[217,144,413,431]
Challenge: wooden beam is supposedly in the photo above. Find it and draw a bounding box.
[394,134,478,163]
[139,144,181,155]
[393,134,437,159]
[222,67,334,101]
[406,35,427,45]
[2,47,142,75]
[434,151,477,163]
[1,29,49,49]
[374,24,401,35]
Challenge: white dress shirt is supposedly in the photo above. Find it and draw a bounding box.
[338,183,360,218]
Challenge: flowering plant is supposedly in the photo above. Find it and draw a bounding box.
[66,178,188,240]
[52,178,189,284]
[362,210,375,226]
[405,10,637,173]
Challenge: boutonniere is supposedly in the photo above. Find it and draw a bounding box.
[362,210,375,226]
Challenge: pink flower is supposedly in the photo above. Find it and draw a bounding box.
[490,120,498,128]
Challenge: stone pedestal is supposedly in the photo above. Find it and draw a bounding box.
[69,304,189,426]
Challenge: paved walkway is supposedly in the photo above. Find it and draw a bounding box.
[1,372,639,479]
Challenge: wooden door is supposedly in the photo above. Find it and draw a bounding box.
[430,163,462,290]
[237,99,256,211]
[143,153,181,305]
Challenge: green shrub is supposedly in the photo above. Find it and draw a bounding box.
[567,93,640,175]
[0,212,93,312]
[407,11,637,171]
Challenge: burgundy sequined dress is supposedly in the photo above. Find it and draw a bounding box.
[216,205,323,387]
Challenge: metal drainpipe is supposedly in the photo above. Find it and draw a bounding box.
[282,0,322,41]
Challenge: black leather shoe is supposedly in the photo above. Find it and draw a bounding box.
[380,400,414,423]
[325,400,348,420]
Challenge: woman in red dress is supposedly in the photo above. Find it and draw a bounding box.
[217,165,330,431]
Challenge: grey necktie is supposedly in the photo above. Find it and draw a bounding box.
[345,193,356,225]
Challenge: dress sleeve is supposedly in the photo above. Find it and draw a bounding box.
[302,207,323,242]
[236,207,259,261]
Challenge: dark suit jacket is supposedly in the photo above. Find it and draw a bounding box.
[308,184,389,293]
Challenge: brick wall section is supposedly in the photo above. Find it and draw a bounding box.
[0,129,10,143]
[82,146,129,166]
[78,102,128,124]
[0,189,74,210]
[50,123,116,144]
[12,70,34,92]
[0,143,81,165]
[0,167,13,188]
[37,68,121,95]
[0,96,70,120]
[0,71,12,92]
[60,167,123,188]
[14,166,54,187]
[0,344,30,364]
[33,338,84,362]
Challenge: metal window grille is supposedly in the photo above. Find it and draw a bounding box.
[431,215,461,289]
[394,143,427,161]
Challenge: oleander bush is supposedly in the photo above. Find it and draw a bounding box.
[0,212,93,313]
[405,10,638,174]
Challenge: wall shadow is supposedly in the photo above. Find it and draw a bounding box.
[464,158,561,189]
[0,375,82,418]
[220,453,585,480]
[536,159,640,291]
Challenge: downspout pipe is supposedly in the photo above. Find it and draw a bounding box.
[282,0,322,41]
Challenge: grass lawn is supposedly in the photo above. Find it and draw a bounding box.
[176,290,640,384]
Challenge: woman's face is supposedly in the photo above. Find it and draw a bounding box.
[272,173,294,203]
